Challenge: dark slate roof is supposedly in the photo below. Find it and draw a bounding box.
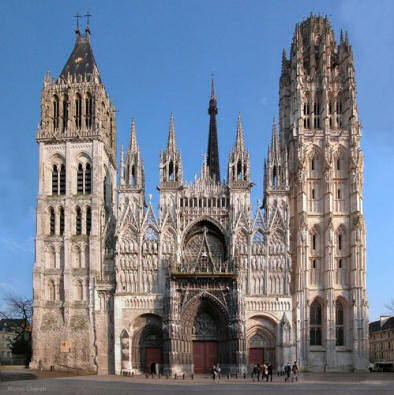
[369,316,394,333]
[0,318,26,331]
[60,33,100,81]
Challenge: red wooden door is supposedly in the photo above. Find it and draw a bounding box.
[249,348,264,365]
[193,341,218,374]
[146,347,162,373]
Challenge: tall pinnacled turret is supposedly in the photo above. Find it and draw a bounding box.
[121,118,145,191]
[264,118,288,192]
[228,113,250,185]
[207,79,220,183]
[160,114,183,185]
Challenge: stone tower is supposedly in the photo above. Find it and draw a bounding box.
[279,15,368,370]
[31,24,117,373]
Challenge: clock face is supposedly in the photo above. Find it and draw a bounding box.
[75,57,83,64]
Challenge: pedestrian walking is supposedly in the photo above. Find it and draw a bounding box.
[267,362,273,382]
[256,363,261,382]
[252,364,258,381]
[284,362,291,382]
[212,364,219,383]
[264,363,269,382]
[291,361,298,382]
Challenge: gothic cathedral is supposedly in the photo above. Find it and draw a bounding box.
[31,16,368,374]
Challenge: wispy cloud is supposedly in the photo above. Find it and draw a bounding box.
[0,235,34,254]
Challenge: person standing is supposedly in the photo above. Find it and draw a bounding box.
[284,362,291,382]
[256,363,261,382]
[264,363,269,382]
[252,364,258,381]
[291,361,298,382]
[267,362,273,382]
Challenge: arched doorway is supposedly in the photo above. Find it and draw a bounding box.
[247,323,276,369]
[182,294,230,374]
[131,314,163,373]
[192,303,219,374]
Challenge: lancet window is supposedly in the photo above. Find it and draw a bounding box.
[310,300,322,345]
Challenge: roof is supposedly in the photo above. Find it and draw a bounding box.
[369,316,394,333]
[59,33,100,81]
[0,318,27,332]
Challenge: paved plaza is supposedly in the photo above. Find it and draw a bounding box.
[1,370,394,395]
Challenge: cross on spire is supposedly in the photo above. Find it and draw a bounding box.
[74,13,81,33]
[84,11,92,26]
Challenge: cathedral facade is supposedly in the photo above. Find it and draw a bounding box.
[31,15,369,375]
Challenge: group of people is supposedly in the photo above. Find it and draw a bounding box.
[251,362,273,382]
[283,361,299,382]
[211,361,298,383]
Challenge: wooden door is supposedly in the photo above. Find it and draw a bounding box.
[145,347,162,373]
[193,341,218,374]
[249,348,264,366]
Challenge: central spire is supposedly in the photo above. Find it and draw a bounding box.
[207,78,220,183]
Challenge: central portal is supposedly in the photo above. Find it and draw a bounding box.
[193,341,217,374]
[192,308,218,374]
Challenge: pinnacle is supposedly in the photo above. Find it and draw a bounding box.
[128,117,139,153]
[167,113,177,153]
[235,113,245,151]
[271,117,279,156]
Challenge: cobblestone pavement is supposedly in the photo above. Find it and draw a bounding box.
[0,371,393,395]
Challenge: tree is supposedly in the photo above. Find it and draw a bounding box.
[385,299,394,315]
[0,295,32,367]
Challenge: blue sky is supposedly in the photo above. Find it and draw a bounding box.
[0,0,393,321]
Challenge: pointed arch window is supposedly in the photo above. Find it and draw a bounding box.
[59,207,64,235]
[169,161,174,181]
[53,95,59,130]
[52,165,58,195]
[310,300,322,345]
[237,160,242,180]
[85,93,93,129]
[48,280,56,301]
[75,93,82,129]
[76,207,82,235]
[312,234,317,250]
[49,207,55,235]
[85,163,91,194]
[59,165,66,195]
[76,280,83,301]
[336,301,345,346]
[86,206,91,235]
[62,94,68,132]
[273,166,278,188]
[77,163,84,194]
[131,165,136,187]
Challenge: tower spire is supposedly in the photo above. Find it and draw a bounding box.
[207,77,220,183]
[128,117,139,153]
[167,113,177,153]
[235,113,245,151]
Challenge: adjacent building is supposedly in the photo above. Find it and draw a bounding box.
[369,316,394,370]
[31,15,369,374]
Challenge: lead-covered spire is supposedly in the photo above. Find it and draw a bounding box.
[207,78,220,183]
